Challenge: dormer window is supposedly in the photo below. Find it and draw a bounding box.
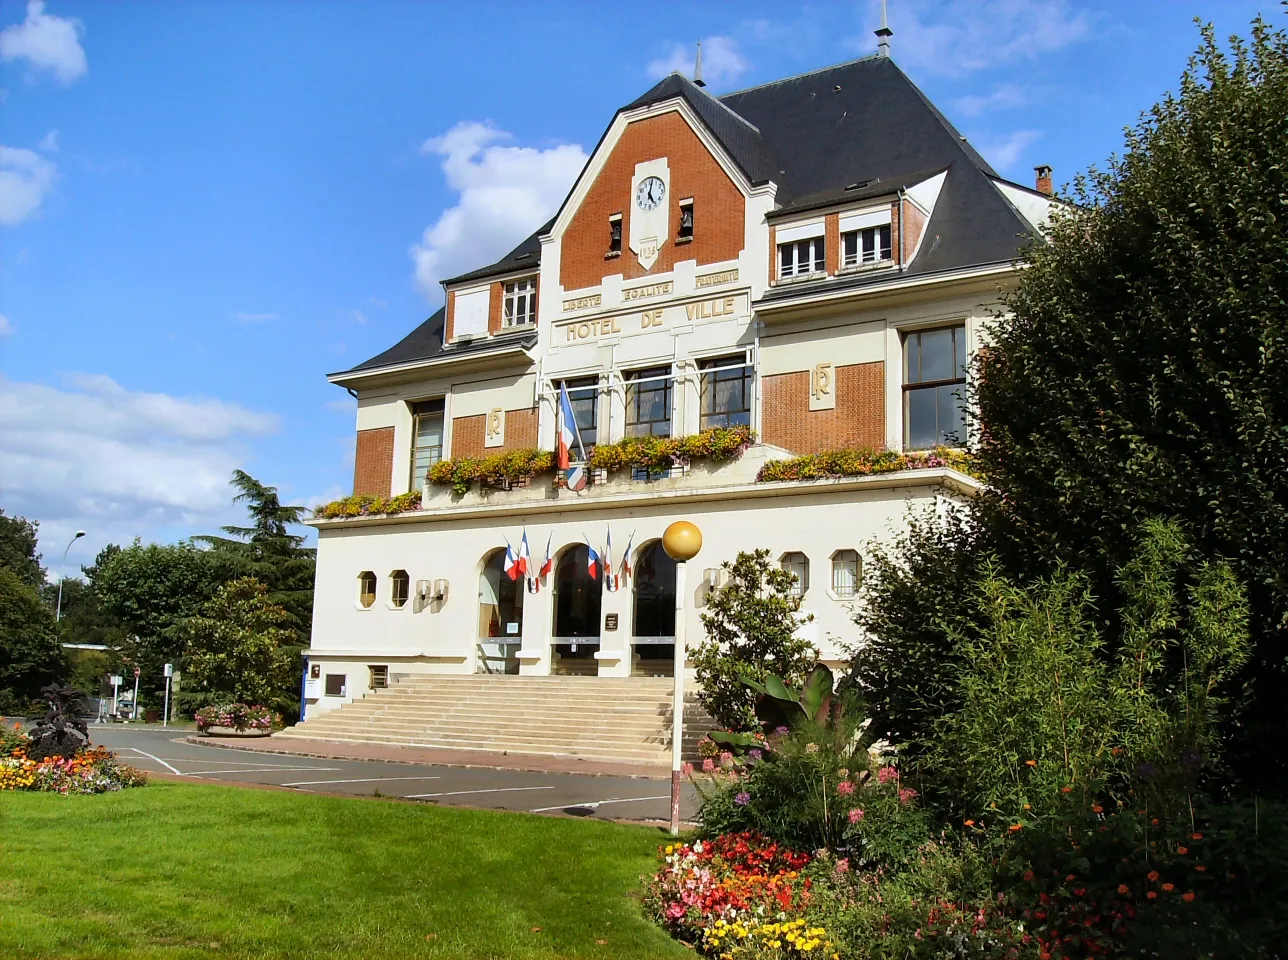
[503,278,536,327]
[775,222,825,280]
[608,214,622,257]
[678,199,694,241]
[840,209,894,268]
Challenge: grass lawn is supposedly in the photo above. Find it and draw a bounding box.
[0,781,686,960]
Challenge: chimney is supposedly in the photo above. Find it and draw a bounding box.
[1034,165,1053,196]
[693,41,705,87]
[875,0,893,57]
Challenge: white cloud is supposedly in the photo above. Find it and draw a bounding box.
[647,35,749,88]
[0,1,87,85]
[37,129,58,152]
[0,144,56,225]
[0,314,12,337]
[970,129,1042,171]
[234,311,277,324]
[410,122,587,299]
[867,0,1090,77]
[0,374,280,578]
[954,84,1026,118]
[351,309,368,325]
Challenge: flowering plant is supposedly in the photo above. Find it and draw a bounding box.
[756,445,976,483]
[0,743,147,794]
[194,703,273,733]
[313,490,423,519]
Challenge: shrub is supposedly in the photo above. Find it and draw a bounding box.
[1,721,28,757]
[24,684,89,762]
[756,445,975,483]
[194,703,273,733]
[692,550,816,732]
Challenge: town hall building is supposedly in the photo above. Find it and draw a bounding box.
[292,41,1057,757]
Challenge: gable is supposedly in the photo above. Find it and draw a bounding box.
[559,110,746,291]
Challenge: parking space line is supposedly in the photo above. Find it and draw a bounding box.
[406,786,555,799]
[281,776,443,787]
[177,767,342,776]
[529,795,670,813]
[125,748,181,775]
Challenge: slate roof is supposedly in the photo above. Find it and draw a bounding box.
[340,54,1034,377]
[330,307,536,378]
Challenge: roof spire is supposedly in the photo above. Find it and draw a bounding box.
[694,41,705,87]
[875,0,893,57]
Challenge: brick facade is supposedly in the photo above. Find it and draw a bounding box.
[450,407,540,459]
[487,281,504,335]
[824,213,840,275]
[899,200,926,264]
[561,111,745,290]
[353,427,395,497]
[761,362,885,454]
[444,290,456,342]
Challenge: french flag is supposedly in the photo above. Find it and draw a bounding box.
[517,528,531,579]
[621,531,635,585]
[557,383,588,492]
[604,527,614,591]
[538,532,554,583]
[585,538,601,580]
[503,539,521,581]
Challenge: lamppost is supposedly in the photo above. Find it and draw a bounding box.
[55,530,87,623]
[662,520,702,836]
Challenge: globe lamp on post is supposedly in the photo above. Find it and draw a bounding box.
[662,520,702,835]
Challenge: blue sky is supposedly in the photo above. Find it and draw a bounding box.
[0,0,1277,579]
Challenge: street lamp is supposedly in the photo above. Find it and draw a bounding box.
[55,530,87,623]
[662,520,702,836]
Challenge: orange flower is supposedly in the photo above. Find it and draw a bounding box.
[1162,883,1175,892]
[1092,804,1104,813]
[1025,759,1037,767]
[1192,832,1203,841]
[1147,891,1158,900]
[1177,846,1188,855]
[1151,818,1160,826]
[1117,884,1130,894]
[1182,891,1196,902]
[1065,874,1076,882]
[1147,871,1160,882]
[1023,870,1035,882]
[1061,785,1073,793]
[964,819,975,827]
[1023,803,1032,810]
[1195,865,1207,873]
[1009,823,1023,833]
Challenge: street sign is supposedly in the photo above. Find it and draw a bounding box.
[163,663,173,677]
[109,675,123,686]
[133,667,141,678]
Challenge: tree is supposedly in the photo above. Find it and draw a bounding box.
[193,470,315,640]
[970,19,1288,791]
[692,549,817,731]
[94,540,225,702]
[0,567,66,710]
[176,577,299,710]
[0,509,45,589]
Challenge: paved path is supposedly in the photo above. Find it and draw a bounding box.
[88,727,699,824]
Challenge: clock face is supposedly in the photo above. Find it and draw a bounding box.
[635,176,665,211]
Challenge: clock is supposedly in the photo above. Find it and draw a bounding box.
[635,176,665,211]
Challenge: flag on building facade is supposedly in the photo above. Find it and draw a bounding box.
[604,527,615,591]
[537,532,554,585]
[585,538,601,579]
[503,539,521,581]
[620,530,635,586]
[557,383,588,492]
[518,528,531,578]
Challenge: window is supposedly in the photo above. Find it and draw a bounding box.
[699,354,752,430]
[777,237,825,279]
[390,570,409,608]
[409,398,445,492]
[358,571,377,609]
[558,376,598,452]
[608,214,622,256]
[780,552,810,598]
[503,278,536,327]
[325,674,346,697]
[369,665,389,689]
[842,224,893,267]
[625,366,672,438]
[903,325,968,449]
[479,548,525,640]
[678,200,694,241]
[831,550,861,598]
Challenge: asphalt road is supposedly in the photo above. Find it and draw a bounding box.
[83,727,700,823]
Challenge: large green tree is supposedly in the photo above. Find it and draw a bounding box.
[969,18,1288,790]
[0,509,45,589]
[0,567,65,710]
[194,470,315,640]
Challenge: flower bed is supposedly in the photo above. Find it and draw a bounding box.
[195,703,273,735]
[313,490,423,520]
[755,445,976,483]
[0,740,148,795]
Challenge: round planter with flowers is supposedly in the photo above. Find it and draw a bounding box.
[194,703,274,738]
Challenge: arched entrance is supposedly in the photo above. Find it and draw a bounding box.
[552,544,601,675]
[632,540,676,677]
[478,548,523,674]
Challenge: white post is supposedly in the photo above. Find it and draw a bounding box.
[111,676,120,717]
[131,670,140,721]
[670,559,687,835]
[162,679,171,728]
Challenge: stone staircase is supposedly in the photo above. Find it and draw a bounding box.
[283,675,715,766]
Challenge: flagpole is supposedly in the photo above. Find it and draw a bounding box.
[662,521,702,836]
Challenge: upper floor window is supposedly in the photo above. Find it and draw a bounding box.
[390,570,409,608]
[559,376,598,453]
[678,199,694,241]
[503,278,536,327]
[780,552,809,598]
[608,214,622,257]
[409,398,445,492]
[831,550,861,598]
[777,237,825,279]
[369,665,389,689]
[842,224,892,267]
[357,571,377,610]
[625,366,672,438]
[903,325,967,450]
[699,354,752,430]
